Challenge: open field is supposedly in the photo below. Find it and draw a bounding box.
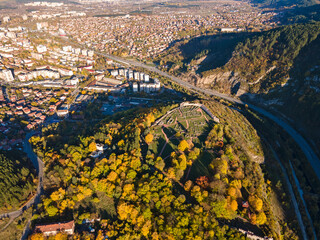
[150,104,214,159]
[0,208,31,240]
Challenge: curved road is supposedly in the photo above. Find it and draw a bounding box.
[94,52,320,182]
[268,143,308,240]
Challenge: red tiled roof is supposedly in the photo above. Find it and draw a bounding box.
[35,220,74,233]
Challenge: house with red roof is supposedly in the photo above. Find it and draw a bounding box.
[34,220,75,236]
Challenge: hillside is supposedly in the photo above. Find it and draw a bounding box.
[198,22,320,93]
[26,103,300,239]
[157,22,320,151]
[0,152,36,211]
[280,4,320,24]
[263,33,320,153]
[199,22,320,151]
[157,22,320,92]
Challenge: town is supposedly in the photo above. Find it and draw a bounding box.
[0,23,169,154]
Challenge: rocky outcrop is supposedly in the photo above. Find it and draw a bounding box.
[196,70,248,95]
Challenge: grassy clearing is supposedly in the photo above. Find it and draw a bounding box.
[0,208,32,240]
[188,151,214,180]
[152,105,213,157]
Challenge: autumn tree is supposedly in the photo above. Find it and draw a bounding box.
[29,233,45,240]
[54,232,68,240]
[89,142,97,152]
[230,199,238,211]
[107,171,118,182]
[184,180,193,191]
[227,187,237,197]
[145,133,154,144]
[50,188,66,201]
[256,212,267,225]
[178,140,189,152]
[155,157,165,171]
[249,195,263,212]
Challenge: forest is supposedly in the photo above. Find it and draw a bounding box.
[26,101,299,239]
[157,21,320,93]
[199,22,320,92]
[280,4,320,24]
[0,151,36,211]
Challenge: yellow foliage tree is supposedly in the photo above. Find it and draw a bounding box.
[50,188,66,202]
[219,159,228,175]
[107,171,118,182]
[167,167,176,179]
[29,233,45,240]
[251,213,257,225]
[145,133,154,144]
[249,195,263,212]
[117,202,133,220]
[89,142,97,152]
[96,231,104,240]
[178,154,187,170]
[230,199,238,211]
[76,193,85,202]
[178,140,189,152]
[122,184,134,197]
[117,139,125,148]
[256,212,267,225]
[152,232,160,240]
[227,187,237,197]
[60,199,75,211]
[145,113,155,127]
[80,186,93,197]
[141,220,152,237]
[230,180,242,189]
[54,232,68,240]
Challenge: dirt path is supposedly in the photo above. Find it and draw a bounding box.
[185,119,189,129]
[184,165,192,180]
[161,127,169,143]
[159,127,170,156]
[197,108,209,122]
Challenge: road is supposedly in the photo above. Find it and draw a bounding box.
[0,132,44,236]
[267,143,308,240]
[93,51,320,181]
[288,160,318,240]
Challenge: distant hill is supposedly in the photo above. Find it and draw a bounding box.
[158,21,320,154]
[280,4,320,24]
[250,0,320,7]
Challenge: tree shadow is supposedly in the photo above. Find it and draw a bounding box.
[178,32,255,73]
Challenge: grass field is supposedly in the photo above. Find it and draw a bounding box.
[188,151,214,180]
[0,208,31,240]
[151,105,214,159]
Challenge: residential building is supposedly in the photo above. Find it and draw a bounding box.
[37,45,47,53]
[0,69,14,82]
[34,220,75,236]
[57,104,69,117]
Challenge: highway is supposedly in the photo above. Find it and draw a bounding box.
[267,142,308,240]
[94,51,320,181]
